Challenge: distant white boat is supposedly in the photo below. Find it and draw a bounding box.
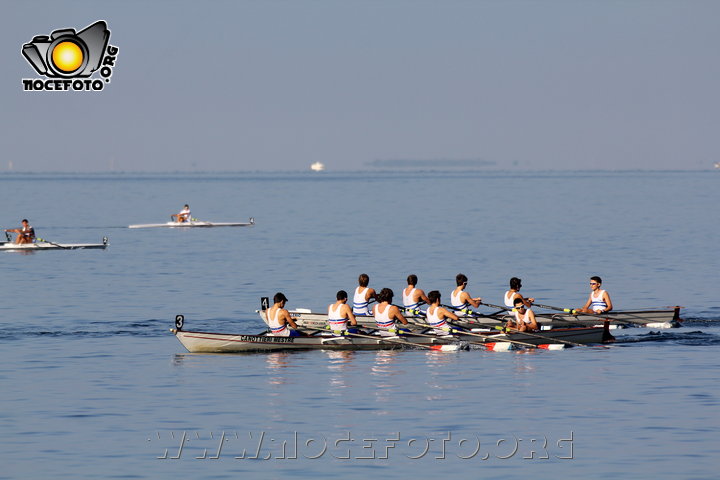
[310,162,325,172]
[128,218,254,229]
[714,162,720,169]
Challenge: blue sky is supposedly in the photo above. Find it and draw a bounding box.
[2,0,719,172]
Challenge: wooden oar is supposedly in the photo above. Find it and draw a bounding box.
[531,302,649,325]
[443,303,507,320]
[406,319,537,349]
[345,330,461,352]
[499,325,609,349]
[303,326,460,352]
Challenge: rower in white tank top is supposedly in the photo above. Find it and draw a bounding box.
[328,303,348,333]
[353,286,371,315]
[374,304,397,336]
[590,289,608,313]
[450,289,470,312]
[513,308,532,325]
[426,305,451,335]
[504,290,517,308]
[403,287,423,314]
[267,308,289,337]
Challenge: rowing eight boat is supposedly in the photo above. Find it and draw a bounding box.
[128,218,255,229]
[172,315,612,353]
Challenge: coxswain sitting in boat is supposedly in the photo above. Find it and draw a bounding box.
[504,277,534,309]
[5,219,35,244]
[171,204,191,223]
[450,273,482,314]
[373,288,410,336]
[402,274,430,316]
[504,298,539,332]
[267,292,301,337]
[425,290,462,335]
[352,273,377,316]
[575,276,613,314]
[328,290,360,336]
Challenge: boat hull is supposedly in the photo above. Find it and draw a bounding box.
[174,329,457,353]
[173,318,610,354]
[129,218,254,229]
[0,239,109,251]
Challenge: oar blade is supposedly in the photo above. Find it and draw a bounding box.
[484,342,515,352]
[430,344,461,352]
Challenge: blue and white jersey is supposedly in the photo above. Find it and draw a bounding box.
[402,287,423,314]
[590,290,608,313]
[353,287,371,315]
[450,289,470,313]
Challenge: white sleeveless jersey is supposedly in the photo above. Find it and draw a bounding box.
[403,287,421,313]
[514,309,532,325]
[450,289,469,312]
[267,308,289,336]
[353,287,371,315]
[504,290,517,307]
[590,290,608,313]
[327,303,348,332]
[374,304,396,335]
[426,305,450,334]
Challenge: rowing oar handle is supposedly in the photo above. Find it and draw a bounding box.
[532,302,577,314]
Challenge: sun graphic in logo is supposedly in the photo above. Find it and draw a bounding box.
[51,41,84,73]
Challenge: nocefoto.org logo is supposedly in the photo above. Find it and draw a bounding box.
[21,20,118,92]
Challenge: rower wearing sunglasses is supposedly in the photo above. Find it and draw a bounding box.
[505,298,539,332]
[450,273,482,313]
[576,276,613,314]
[503,277,535,309]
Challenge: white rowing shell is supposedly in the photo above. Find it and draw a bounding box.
[0,239,109,251]
[129,218,255,229]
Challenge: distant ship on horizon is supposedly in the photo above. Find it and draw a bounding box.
[715,162,720,169]
[310,162,325,172]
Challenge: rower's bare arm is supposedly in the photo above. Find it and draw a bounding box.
[463,292,481,308]
[391,306,409,325]
[579,295,592,312]
[527,310,539,330]
[343,305,357,326]
[418,289,430,305]
[603,292,613,312]
[442,308,459,321]
[282,310,298,329]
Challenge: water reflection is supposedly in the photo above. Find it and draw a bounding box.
[370,350,402,377]
[266,352,292,386]
[422,350,457,401]
[370,350,404,416]
[325,350,354,371]
[325,351,355,397]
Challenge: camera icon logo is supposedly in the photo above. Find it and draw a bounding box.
[22,21,110,78]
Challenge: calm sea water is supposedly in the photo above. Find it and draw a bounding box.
[1,171,718,479]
